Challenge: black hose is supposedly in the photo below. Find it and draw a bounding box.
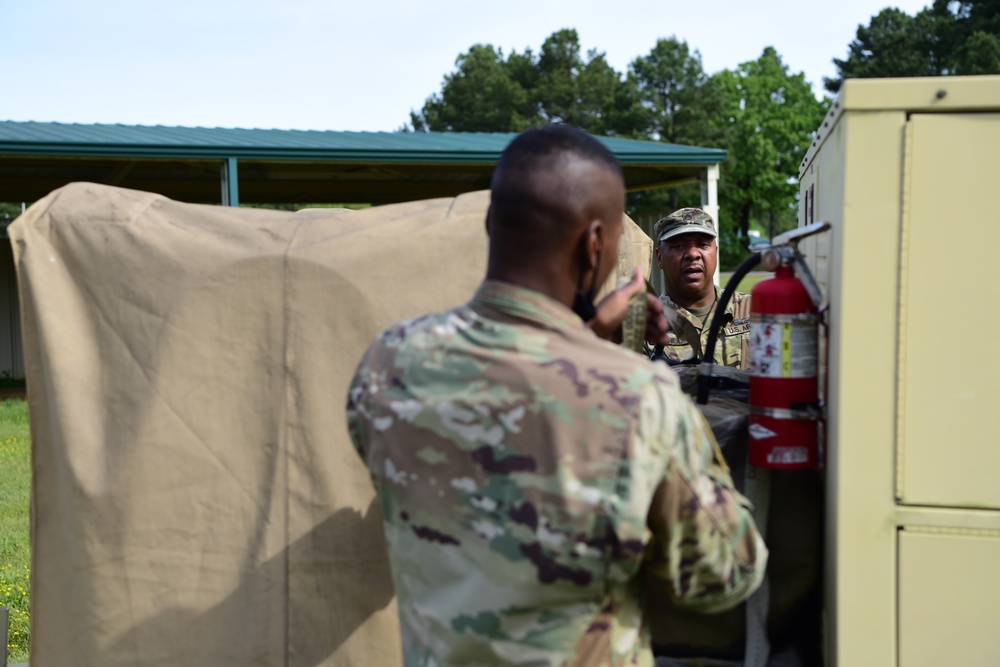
[697,251,762,404]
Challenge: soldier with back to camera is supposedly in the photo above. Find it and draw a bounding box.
[347,124,767,667]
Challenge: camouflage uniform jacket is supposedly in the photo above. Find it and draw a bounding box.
[347,280,767,667]
[655,288,751,369]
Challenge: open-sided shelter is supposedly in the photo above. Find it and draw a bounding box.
[0,121,727,378]
[0,121,725,206]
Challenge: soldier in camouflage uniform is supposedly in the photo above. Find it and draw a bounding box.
[650,209,751,369]
[347,125,767,667]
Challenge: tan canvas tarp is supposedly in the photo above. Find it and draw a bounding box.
[12,182,651,666]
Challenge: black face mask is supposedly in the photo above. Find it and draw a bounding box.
[571,245,602,322]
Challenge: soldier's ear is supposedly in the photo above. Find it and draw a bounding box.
[583,219,602,270]
[484,206,493,237]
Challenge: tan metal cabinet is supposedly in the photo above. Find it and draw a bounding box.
[797,75,1000,667]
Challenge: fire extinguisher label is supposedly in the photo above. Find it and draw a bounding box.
[767,446,809,465]
[750,321,817,378]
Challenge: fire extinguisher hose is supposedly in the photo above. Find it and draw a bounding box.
[697,251,762,405]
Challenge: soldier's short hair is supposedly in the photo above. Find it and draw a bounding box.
[489,125,624,237]
[493,124,621,180]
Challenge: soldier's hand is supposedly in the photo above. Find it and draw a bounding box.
[589,269,668,346]
[641,288,670,347]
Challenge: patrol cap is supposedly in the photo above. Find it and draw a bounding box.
[653,207,718,243]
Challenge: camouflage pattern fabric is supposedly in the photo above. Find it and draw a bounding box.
[347,281,768,667]
[655,289,751,370]
[648,368,824,666]
[653,208,718,243]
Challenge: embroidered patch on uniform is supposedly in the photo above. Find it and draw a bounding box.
[724,323,750,336]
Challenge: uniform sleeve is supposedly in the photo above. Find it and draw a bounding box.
[641,384,768,613]
[345,352,372,462]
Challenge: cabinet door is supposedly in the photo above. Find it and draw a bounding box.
[898,529,1000,666]
[897,113,1000,509]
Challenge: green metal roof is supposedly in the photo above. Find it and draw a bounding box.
[0,121,725,164]
[0,121,725,205]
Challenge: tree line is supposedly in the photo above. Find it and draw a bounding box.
[404,1,999,266]
[826,0,1000,90]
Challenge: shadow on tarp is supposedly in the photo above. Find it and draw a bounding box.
[107,499,394,666]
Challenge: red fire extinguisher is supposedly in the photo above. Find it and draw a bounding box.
[748,261,821,469]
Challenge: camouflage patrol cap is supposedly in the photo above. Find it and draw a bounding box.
[653,208,718,243]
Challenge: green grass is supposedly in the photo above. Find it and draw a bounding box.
[721,271,770,294]
[0,399,30,663]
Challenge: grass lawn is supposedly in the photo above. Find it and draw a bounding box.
[721,270,770,295]
[0,399,30,664]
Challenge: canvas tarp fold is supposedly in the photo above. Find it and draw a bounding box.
[11,182,652,666]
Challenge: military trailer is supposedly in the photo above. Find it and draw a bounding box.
[795,74,1000,667]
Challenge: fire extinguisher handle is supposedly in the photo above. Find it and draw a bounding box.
[790,255,824,309]
[770,220,830,247]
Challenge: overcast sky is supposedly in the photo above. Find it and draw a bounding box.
[4,0,932,132]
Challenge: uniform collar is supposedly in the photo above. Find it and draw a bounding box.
[659,285,722,319]
[471,280,588,331]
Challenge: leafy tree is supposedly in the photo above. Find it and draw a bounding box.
[405,34,829,268]
[956,28,1000,71]
[534,29,583,124]
[622,38,729,217]
[0,203,23,234]
[531,30,626,133]
[933,0,1000,73]
[826,1,1000,92]
[628,37,726,145]
[716,48,828,243]
[601,73,649,138]
[408,30,625,134]
[409,44,536,132]
[825,8,942,92]
[572,51,625,134]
